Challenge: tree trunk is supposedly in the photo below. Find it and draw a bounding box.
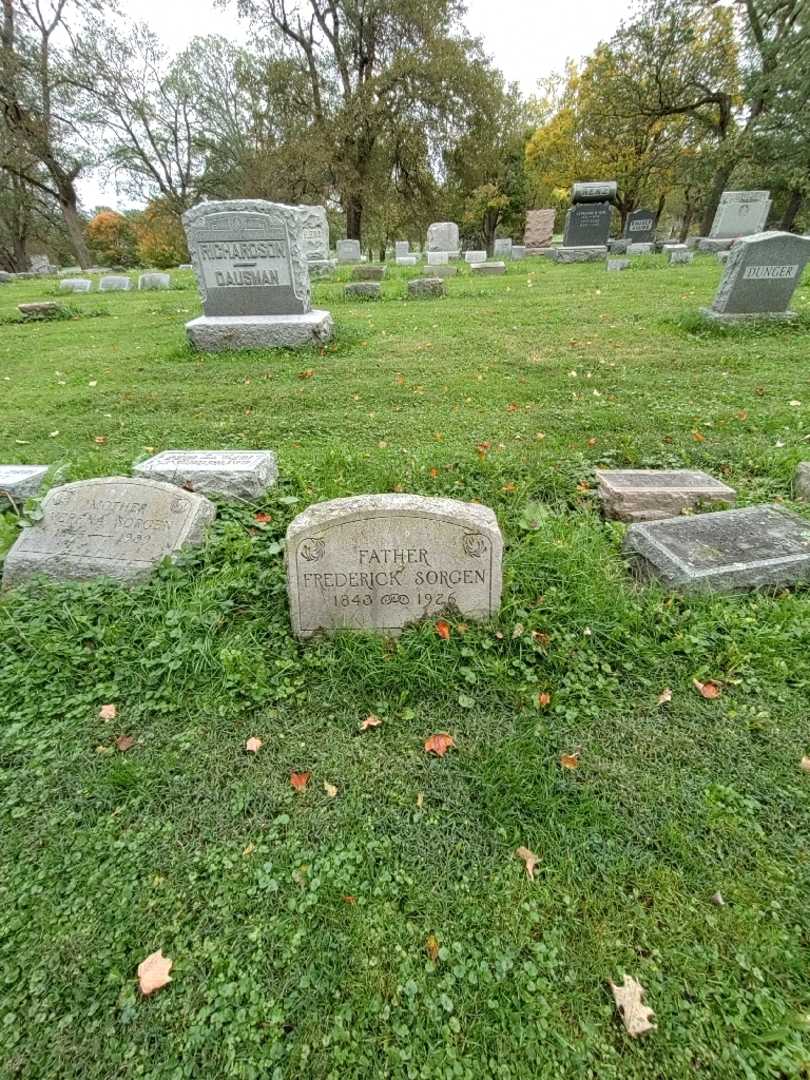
[345,195,362,241]
[483,210,498,256]
[58,187,90,267]
[700,160,735,236]
[780,189,803,232]
[679,204,694,243]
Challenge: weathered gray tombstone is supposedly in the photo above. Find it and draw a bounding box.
[427,251,449,266]
[138,272,171,290]
[609,239,629,255]
[286,494,503,637]
[710,190,771,240]
[396,255,417,266]
[562,203,612,248]
[464,250,486,264]
[700,231,810,323]
[426,222,460,258]
[351,265,385,281]
[624,209,657,243]
[99,275,131,292]
[394,241,409,258]
[345,282,381,300]
[407,277,446,298]
[29,254,51,274]
[0,465,48,509]
[607,259,630,271]
[2,477,216,588]
[0,270,12,283]
[336,239,362,264]
[133,450,278,500]
[182,199,332,350]
[470,262,506,276]
[18,302,61,319]
[623,504,810,593]
[597,469,736,523]
[668,246,693,265]
[298,204,331,269]
[59,279,92,293]
[795,463,810,500]
[523,209,555,250]
[493,238,513,258]
[511,245,526,260]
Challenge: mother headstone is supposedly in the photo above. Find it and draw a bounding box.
[286,493,502,637]
[182,199,333,350]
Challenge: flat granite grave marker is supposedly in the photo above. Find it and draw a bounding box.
[623,504,810,592]
[2,477,215,588]
[0,465,48,509]
[59,278,92,293]
[286,494,503,637]
[523,209,555,249]
[624,209,657,243]
[597,469,736,522]
[99,275,131,291]
[607,259,630,271]
[134,450,278,500]
[139,272,171,290]
[183,199,332,350]
[668,247,693,265]
[464,251,486,264]
[511,245,526,260]
[628,242,653,255]
[396,255,417,266]
[351,265,385,281]
[470,262,506,276]
[18,302,61,319]
[700,231,810,323]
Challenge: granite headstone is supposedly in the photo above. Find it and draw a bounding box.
[701,231,810,322]
[134,450,278,500]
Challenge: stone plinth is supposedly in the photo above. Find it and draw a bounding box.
[286,493,503,637]
[554,246,607,263]
[60,279,91,293]
[407,278,445,298]
[351,265,385,281]
[345,282,380,300]
[607,259,630,271]
[597,469,736,523]
[396,256,417,266]
[0,465,48,509]
[186,311,333,350]
[470,262,506,275]
[464,251,486,264]
[134,450,278,500]
[99,276,131,291]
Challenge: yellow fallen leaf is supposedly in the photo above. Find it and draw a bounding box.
[99,704,117,721]
[609,974,656,1037]
[245,736,263,753]
[416,792,424,809]
[425,934,439,962]
[515,846,539,880]
[324,781,338,798]
[657,688,672,705]
[560,751,580,770]
[360,714,382,731]
[800,756,810,773]
[137,949,173,996]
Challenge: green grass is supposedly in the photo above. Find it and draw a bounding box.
[1,256,810,1079]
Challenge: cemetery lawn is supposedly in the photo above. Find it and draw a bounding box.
[2,258,810,1080]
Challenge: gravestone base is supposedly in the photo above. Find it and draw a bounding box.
[698,307,798,325]
[628,242,653,255]
[186,311,333,351]
[554,246,608,263]
[308,258,337,275]
[607,259,630,271]
[470,262,506,275]
[697,238,735,253]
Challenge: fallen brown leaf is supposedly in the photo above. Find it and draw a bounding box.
[99,704,117,721]
[693,679,721,699]
[515,846,539,880]
[290,771,312,792]
[425,934,440,962]
[435,619,451,640]
[609,975,656,1037]
[245,736,263,753]
[115,734,135,752]
[360,714,382,731]
[94,435,107,445]
[137,949,173,996]
[424,733,456,757]
[537,692,551,707]
[560,751,580,770]
[254,512,272,524]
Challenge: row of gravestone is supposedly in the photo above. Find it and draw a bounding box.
[2,456,809,636]
[59,273,173,293]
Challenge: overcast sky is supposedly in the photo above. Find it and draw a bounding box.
[80,0,633,209]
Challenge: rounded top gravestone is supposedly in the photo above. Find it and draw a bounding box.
[297,204,330,262]
[571,181,617,204]
[286,493,503,637]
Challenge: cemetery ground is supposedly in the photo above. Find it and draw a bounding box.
[1,257,810,1079]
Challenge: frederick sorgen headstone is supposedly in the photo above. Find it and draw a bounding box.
[286,494,503,637]
[134,450,278,500]
[700,231,810,323]
[523,209,555,249]
[624,209,657,243]
[182,199,332,349]
[2,477,215,588]
[623,504,810,593]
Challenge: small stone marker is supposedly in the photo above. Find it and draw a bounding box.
[178,263,193,270]
[345,281,380,300]
[493,238,512,258]
[432,265,457,278]
[596,469,736,523]
[623,504,810,593]
[395,241,409,258]
[59,279,92,293]
[18,302,61,319]
[562,203,612,247]
[700,231,810,323]
[607,259,630,271]
[99,276,131,291]
[470,261,506,275]
[624,209,657,243]
[426,222,460,257]
[133,450,278,500]
[407,277,445,298]
[0,465,48,509]
[668,247,693,265]
[183,199,332,350]
[427,251,449,266]
[555,247,606,263]
[337,239,362,264]
[396,255,417,266]
[716,251,730,264]
[464,250,486,264]
[2,477,216,588]
[628,242,653,255]
[286,493,503,637]
[0,270,12,283]
[709,190,771,240]
[139,272,171,290]
[523,209,555,250]
[609,239,629,254]
[511,245,526,260]
[350,265,385,281]
[795,463,810,500]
